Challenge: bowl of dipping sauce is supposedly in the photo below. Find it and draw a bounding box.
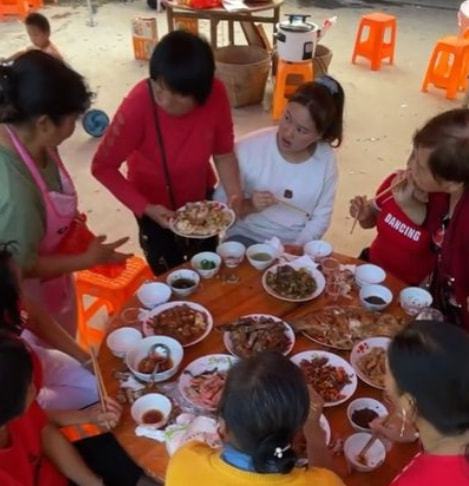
[344,433,386,472]
[246,244,276,271]
[303,240,333,260]
[131,393,172,428]
[399,287,433,316]
[137,282,172,309]
[347,398,388,433]
[106,327,142,358]
[191,251,221,279]
[216,242,246,268]
[355,264,386,288]
[166,269,200,298]
[359,284,393,311]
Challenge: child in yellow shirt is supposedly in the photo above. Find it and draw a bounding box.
[166,352,345,486]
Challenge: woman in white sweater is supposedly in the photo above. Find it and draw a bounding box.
[215,76,344,251]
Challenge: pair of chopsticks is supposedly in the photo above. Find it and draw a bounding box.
[90,346,109,419]
[275,197,311,218]
[350,174,408,235]
[355,415,392,465]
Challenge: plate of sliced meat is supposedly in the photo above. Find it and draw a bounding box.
[178,354,237,411]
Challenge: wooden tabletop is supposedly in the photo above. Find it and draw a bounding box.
[99,254,418,485]
[163,0,284,15]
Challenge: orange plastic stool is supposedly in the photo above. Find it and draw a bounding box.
[61,423,103,442]
[0,0,29,20]
[28,0,43,9]
[352,12,397,71]
[75,256,153,349]
[272,59,314,120]
[421,35,469,100]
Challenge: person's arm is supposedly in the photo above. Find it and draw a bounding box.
[213,152,243,213]
[295,154,339,245]
[41,423,103,486]
[349,196,378,229]
[22,296,89,364]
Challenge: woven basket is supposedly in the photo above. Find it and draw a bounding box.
[215,45,271,108]
[313,44,333,78]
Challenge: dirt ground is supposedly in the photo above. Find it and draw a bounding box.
[0,0,460,259]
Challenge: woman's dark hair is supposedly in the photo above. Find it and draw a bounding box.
[149,30,214,105]
[218,351,309,474]
[0,50,92,124]
[389,321,469,437]
[289,75,345,148]
[0,333,33,427]
[0,243,22,335]
[413,109,469,185]
[25,12,50,34]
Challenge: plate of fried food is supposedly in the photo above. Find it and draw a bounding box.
[262,263,325,302]
[291,306,407,351]
[141,301,213,347]
[350,337,391,390]
[220,314,295,358]
[178,354,237,411]
[291,350,357,407]
[170,201,235,239]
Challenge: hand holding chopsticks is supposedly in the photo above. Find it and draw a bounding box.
[90,346,113,429]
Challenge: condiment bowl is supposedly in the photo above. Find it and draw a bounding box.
[131,393,172,428]
[399,287,433,316]
[126,335,183,383]
[166,269,200,298]
[191,251,221,279]
[347,398,388,433]
[246,244,276,271]
[355,264,386,288]
[106,327,142,358]
[216,241,246,268]
[344,432,386,472]
[303,240,333,260]
[359,284,393,311]
[137,282,172,309]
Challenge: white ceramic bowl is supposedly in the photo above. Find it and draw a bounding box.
[137,282,172,309]
[106,327,142,358]
[166,269,200,298]
[126,335,184,383]
[303,240,333,259]
[347,398,388,433]
[399,287,433,316]
[131,393,172,428]
[355,264,386,288]
[359,284,393,311]
[344,433,386,472]
[216,241,246,268]
[191,252,222,279]
[246,244,276,271]
[350,337,391,390]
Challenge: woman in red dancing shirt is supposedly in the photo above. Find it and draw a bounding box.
[92,31,242,275]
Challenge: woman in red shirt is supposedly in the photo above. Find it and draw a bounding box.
[92,31,242,275]
[372,321,469,486]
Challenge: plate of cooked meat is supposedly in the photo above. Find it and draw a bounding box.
[350,337,391,390]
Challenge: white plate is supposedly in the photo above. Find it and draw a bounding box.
[178,354,237,411]
[223,314,295,358]
[262,263,326,303]
[350,337,391,390]
[291,350,357,407]
[169,201,235,239]
[141,301,213,347]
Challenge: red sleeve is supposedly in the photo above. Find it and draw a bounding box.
[375,172,398,209]
[27,401,48,431]
[212,79,234,156]
[0,470,23,486]
[91,81,149,216]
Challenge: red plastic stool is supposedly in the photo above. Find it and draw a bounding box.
[272,59,314,121]
[352,12,397,71]
[75,256,153,349]
[422,35,469,100]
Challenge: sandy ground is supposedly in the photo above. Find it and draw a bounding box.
[0,0,460,260]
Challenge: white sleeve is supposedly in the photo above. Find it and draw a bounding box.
[294,152,338,245]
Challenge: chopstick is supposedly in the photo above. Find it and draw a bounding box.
[90,346,109,412]
[356,415,392,464]
[275,198,311,218]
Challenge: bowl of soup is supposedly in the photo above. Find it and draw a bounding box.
[131,393,172,428]
[246,244,276,270]
[167,269,200,298]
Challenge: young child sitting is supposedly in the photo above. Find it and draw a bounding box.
[4,13,63,62]
[166,351,344,486]
[349,169,441,285]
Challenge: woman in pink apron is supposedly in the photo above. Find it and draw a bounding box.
[0,51,130,336]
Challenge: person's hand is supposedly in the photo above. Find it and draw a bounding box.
[303,386,324,433]
[145,204,175,229]
[251,191,276,212]
[86,397,122,430]
[369,415,419,443]
[228,193,243,217]
[84,236,132,267]
[349,195,372,222]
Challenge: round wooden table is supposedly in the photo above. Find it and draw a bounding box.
[99,254,418,485]
[163,0,284,49]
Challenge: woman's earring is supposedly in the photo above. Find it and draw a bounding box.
[399,407,407,438]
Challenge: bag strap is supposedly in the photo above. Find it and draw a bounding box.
[147,79,177,210]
